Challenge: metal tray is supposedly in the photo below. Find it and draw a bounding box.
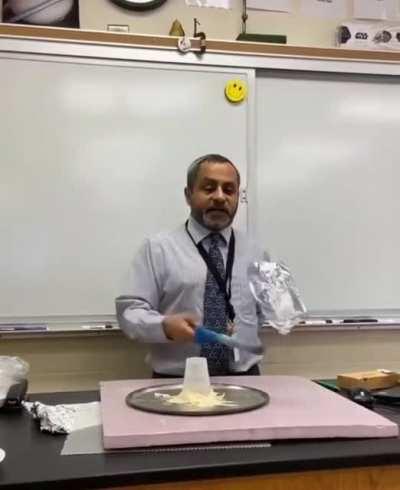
[125,383,269,416]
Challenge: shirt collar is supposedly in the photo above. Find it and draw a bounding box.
[187,216,232,245]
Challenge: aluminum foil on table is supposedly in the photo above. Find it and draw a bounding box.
[23,400,101,435]
[248,261,306,334]
[22,401,77,434]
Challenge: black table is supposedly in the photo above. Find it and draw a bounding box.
[2,391,400,490]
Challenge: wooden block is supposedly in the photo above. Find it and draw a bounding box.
[337,370,398,391]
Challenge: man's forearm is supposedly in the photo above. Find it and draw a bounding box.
[116,296,167,343]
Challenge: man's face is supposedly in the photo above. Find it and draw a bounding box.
[185,162,240,231]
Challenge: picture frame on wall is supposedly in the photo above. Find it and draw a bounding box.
[2,0,80,28]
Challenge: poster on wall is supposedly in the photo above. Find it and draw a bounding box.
[299,0,347,19]
[353,0,400,20]
[2,0,80,27]
[247,0,293,12]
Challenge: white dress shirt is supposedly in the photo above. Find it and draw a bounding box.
[117,217,267,375]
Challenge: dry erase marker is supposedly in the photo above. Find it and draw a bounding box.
[0,324,48,332]
[299,320,326,326]
[342,318,378,323]
[81,324,114,330]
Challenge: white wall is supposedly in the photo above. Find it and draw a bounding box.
[80,0,353,48]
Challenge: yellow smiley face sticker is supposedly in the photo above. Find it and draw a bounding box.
[225,79,248,103]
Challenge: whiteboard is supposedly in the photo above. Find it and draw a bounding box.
[257,71,400,313]
[0,54,252,319]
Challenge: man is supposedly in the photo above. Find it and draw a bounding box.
[116,154,266,377]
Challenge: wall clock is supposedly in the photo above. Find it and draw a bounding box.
[109,0,168,11]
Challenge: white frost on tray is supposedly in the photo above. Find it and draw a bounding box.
[154,389,237,408]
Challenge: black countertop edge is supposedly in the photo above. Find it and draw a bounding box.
[3,449,400,490]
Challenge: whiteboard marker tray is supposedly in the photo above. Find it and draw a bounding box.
[125,383,269,416]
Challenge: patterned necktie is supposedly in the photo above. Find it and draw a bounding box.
[201,233,230,375]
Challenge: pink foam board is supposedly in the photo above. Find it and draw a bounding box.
[100,375,398,449]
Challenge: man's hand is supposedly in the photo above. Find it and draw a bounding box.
[162,313,198,341]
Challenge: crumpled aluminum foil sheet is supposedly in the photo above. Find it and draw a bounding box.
[22,401,77,434]
[248,261,306,335]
